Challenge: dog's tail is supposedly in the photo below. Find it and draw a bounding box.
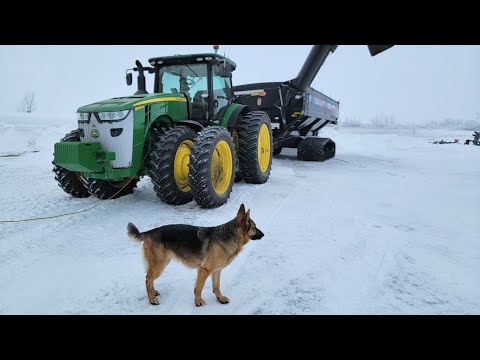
[127,223,144,242]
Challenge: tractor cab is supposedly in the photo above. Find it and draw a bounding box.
[128,53,236,125]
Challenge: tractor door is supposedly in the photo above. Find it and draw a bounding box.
[210,63,233,121]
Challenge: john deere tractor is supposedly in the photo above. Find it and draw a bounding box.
[53,52,273,208]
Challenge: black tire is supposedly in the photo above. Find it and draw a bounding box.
[234,172,243,183]
[149,126,197,205]
[52,130,90,198]
[297,137,336,161]
[231,128,243,183]
[237,111,273,184]
[189,126,236,208]
[81,177,139,199]
[273,147,282,156]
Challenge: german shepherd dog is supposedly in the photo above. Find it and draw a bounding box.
[127,204,264,306]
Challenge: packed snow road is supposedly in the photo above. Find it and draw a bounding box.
[0,114,479,314]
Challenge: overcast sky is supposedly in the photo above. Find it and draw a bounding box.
[0,45,478,123]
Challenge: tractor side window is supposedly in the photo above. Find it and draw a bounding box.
[161,72,180,93]
[212,64,232,118]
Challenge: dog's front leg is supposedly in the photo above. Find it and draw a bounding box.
[212,270,229,304]
[194,267,212,306]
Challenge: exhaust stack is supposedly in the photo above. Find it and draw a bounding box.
[134,60,148,95]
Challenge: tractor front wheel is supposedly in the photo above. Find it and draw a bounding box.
[81,177,138,199]
[149,126,197,205]
[52,130,90,198]
[189,127,236,208]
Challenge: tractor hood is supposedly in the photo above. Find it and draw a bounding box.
[77,93,186,113]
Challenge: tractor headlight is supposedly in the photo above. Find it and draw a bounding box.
[97,110,130,121]
[77,112,90,122]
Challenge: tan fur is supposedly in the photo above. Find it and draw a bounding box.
[131,204,264,307]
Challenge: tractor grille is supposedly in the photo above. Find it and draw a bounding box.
[78,110,134,168]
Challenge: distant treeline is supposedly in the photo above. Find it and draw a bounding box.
[340,115,480,130]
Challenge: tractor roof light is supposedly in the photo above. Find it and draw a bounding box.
[196,57,203,61]
[205,56,213,61]
[157,60,163,64]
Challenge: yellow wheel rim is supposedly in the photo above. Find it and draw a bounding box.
[174,140,193,192]
[258,124,271,172]
[211,140,233,195]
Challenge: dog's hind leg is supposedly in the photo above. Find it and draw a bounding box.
[145,247,170,305]
[194,267,212,307]
[212,270,229,304]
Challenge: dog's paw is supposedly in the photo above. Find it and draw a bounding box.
[149,298,159,305]
[217,296,230,304]
[154,290,160,296]
[195,298,206,307]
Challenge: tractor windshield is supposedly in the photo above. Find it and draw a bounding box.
[158,61,233,121]
[159,63,208,102]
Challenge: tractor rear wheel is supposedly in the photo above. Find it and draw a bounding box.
[149,126,197,205]
[81,177,139,199]
[52,130,90,198]
[237,111,272,184]
[297,137,336,161]
[189,126,236,208]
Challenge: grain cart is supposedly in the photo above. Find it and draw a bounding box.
[234,45,393,160]
[53,45,392,208]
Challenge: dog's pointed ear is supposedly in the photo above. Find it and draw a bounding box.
[246,209,250,221]
[237,204,246,216]
[236,204,248,227]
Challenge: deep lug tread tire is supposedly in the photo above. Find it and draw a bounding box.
[149,126,197,205]
[237,111,273,184]
[189,126,236,208]
[81,177,138,199]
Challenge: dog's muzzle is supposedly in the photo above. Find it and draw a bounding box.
[251,228,264,240]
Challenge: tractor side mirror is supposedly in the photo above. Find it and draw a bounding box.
[219,63,232,77]
[126,72,132,86]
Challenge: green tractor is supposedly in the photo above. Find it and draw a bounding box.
[53,52,273,208]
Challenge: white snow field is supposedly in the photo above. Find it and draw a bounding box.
[0,113,479,314]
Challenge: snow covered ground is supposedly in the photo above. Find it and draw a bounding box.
[0,113,479,314]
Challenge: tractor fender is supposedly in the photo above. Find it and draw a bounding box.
[223,104,252,129]
[175,120,204,133]
[148,116,203,135]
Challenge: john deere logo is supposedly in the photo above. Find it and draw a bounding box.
[91,129,100,138]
